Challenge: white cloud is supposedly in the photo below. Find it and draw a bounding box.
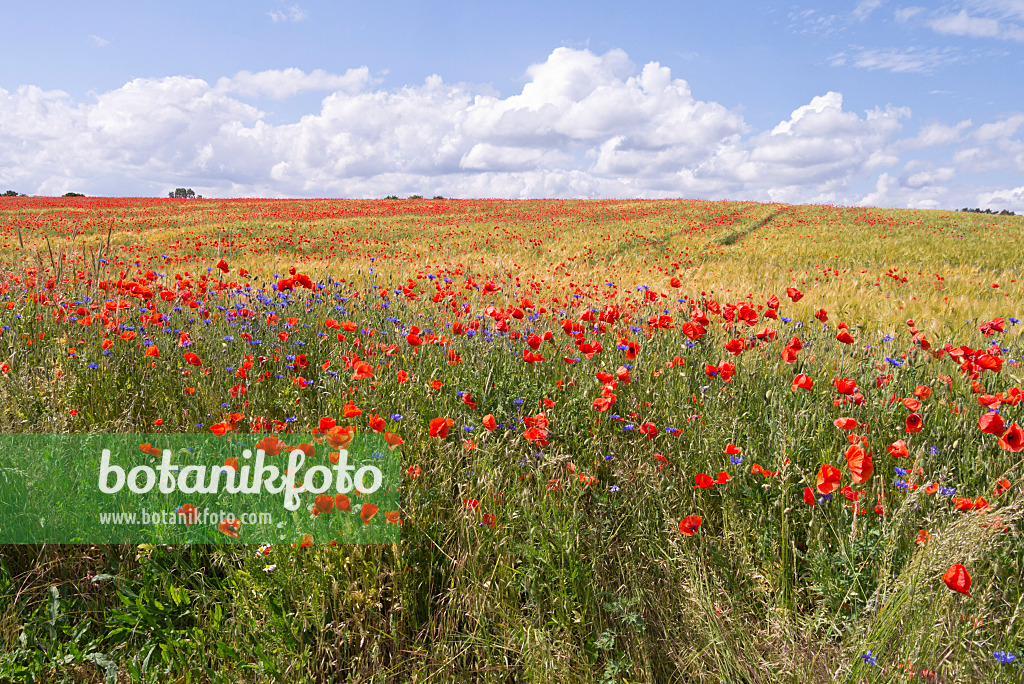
[830,46,964,73]
[852,0,885,22]
[976,184,1024,211]
[268,4,307,23]
[894,6,926,23]
[929,3,1024,40]
[904,119,973,148]
[88,34,109,48]
[0,47,1021,207]
[215,68,372,99]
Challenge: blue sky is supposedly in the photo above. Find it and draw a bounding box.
[1,1,1022,209]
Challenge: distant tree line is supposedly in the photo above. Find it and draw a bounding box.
[959,207,1016,216]
[3,190,25,197]
[168,188,202,199]
[384,195,445,200]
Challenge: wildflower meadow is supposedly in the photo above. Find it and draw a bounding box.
[1,195,1022,683]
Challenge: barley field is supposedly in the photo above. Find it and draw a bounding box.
[1,196,1023,683]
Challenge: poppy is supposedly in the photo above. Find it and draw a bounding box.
[902,398,921,411]
[218,517,241,539]
[313,494,334,516]
[176,503,198,525]
[429,417,454,438]
[887,440,909,459]
[716,472,731,485]
[836,330,855,344]
[298,533,313,548]
[845,445,873,484]
[184,352,202,366]
[816,463,841,495]
[678,515,703,536]
[334,493,351,511]
[834,378,857,395]
[942,564,971,597]
[791,373,813,391]
[785,287,803,302]
[916,529,930,546]
[385,510,402,525]
[725,444,743,455]
[694,473,715,489]
[482,414,497,431]
[368,414,386,433]
[482,513,496,528]
[343,401,362,418]
[979,412,1005,436]
[833,417,859,430]
[803,487,816,506]
[999,423,1024,452]
[905,413,924,433]
[145,345,159,357]
[814,309,828,322]
[210,422,230,436]
[359,503,378,525]
[215,259,229,273]
[139,442,162,457]
[255,434,288,456]
[325,426,355,450]
[383,432,405,449]
[994,477,1012,497]
[914,385,932,399]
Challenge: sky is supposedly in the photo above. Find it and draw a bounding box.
[1,1,1022,210]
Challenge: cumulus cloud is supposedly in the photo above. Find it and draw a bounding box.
[215,68,372,99]
[0,48,1021,207]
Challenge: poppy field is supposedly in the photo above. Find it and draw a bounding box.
[1,196,1023,683]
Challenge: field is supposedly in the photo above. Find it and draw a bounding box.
[1,196,1023,683]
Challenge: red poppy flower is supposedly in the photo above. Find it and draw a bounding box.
[791,373,813,391]
[979,412,1005,436]
[905,413,923,433]
[215,259,229,273]
[803,487,816,506]
[184,352,201,366]
[942,564,971,597]
[694,473,715,489]
[887,440,909,458]
[313,494,334,516]
[999,423,1024,452]
[334,493,351,511]
[218,517,241,539]
[836,329,854,344]
[210,422,229,436]
[716,472,731,485]
[914,385,932,399]
[482,414,497,431]
[993,477,1011,497]
[368,414,386,433]
[725,443,743,455]
[176,503,198,525]
[916,529,930,546]
[834,378,857,395]
[833,417,859,430]
[845,445,873,484]
[785,287,803,302]
[816,463,841,495]
[429,417,454,438]
[678,515,703,536]
[360,503,379,525]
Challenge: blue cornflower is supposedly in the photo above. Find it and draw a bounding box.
[609,485,620,493]
[895,466,908,476]
[860,651,877,666]
[994,651,1016,664]
[513,398,525,406]
[730,456,743,465]
[391,413,402,421]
